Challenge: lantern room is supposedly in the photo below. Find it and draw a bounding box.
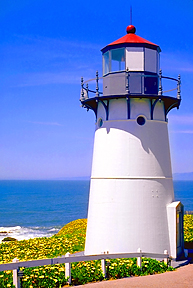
[101,25,160,96]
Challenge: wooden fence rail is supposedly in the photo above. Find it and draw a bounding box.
[0,250,169,288]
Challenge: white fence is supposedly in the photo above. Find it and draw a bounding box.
[0,249,169,288]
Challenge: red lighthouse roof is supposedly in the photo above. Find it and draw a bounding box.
[101,25,161,53]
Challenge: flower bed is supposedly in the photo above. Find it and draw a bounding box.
[184,214,193,243]
[1,215,192,287]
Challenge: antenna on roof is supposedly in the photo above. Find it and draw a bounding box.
[130,6,132,25]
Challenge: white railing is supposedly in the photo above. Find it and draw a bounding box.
[0,249,169,288]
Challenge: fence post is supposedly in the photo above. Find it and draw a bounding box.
[164,250,168,266]
[65,252,71,284]
[13,258,20,288]
[101,258,106,278]
[137,248,142,267]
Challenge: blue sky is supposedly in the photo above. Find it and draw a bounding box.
[0,0,193,179]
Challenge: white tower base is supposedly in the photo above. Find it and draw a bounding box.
[85,112,183,258]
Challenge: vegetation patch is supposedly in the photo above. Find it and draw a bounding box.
[1,215,192,287]
[2,237,17,242]
[184,214,193,242]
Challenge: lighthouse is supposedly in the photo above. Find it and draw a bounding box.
[80,25,184,259]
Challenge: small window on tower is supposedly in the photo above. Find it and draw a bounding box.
[98,118,103,128]
[137,116,146,126]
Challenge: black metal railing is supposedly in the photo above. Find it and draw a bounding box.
[80,69,181,101]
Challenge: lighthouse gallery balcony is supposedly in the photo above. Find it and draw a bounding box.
[80,70,181,119]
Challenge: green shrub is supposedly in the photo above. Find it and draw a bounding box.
[184,214,193,242]
[21,265,68,288]
[0,270,15,288]
[106,258,172,279]
[2,237,17,242]
[71,260,104,285]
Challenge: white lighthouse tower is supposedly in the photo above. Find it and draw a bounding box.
[80,25,183,259]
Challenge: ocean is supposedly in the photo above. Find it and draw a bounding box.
[0,180,192,242]
[0,180,90,242]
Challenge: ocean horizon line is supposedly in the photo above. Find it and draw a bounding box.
[1,172,193,181]
[0,177,90,181]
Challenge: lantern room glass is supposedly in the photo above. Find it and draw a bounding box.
[103,51,110,75]
[103,48,125,75]
[111,48,125,72]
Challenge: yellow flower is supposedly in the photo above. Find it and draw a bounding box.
[59,267,65,271]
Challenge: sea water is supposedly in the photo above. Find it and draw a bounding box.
[0,180,192,242]
[173,181,193,212]
[0,180,90,242]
